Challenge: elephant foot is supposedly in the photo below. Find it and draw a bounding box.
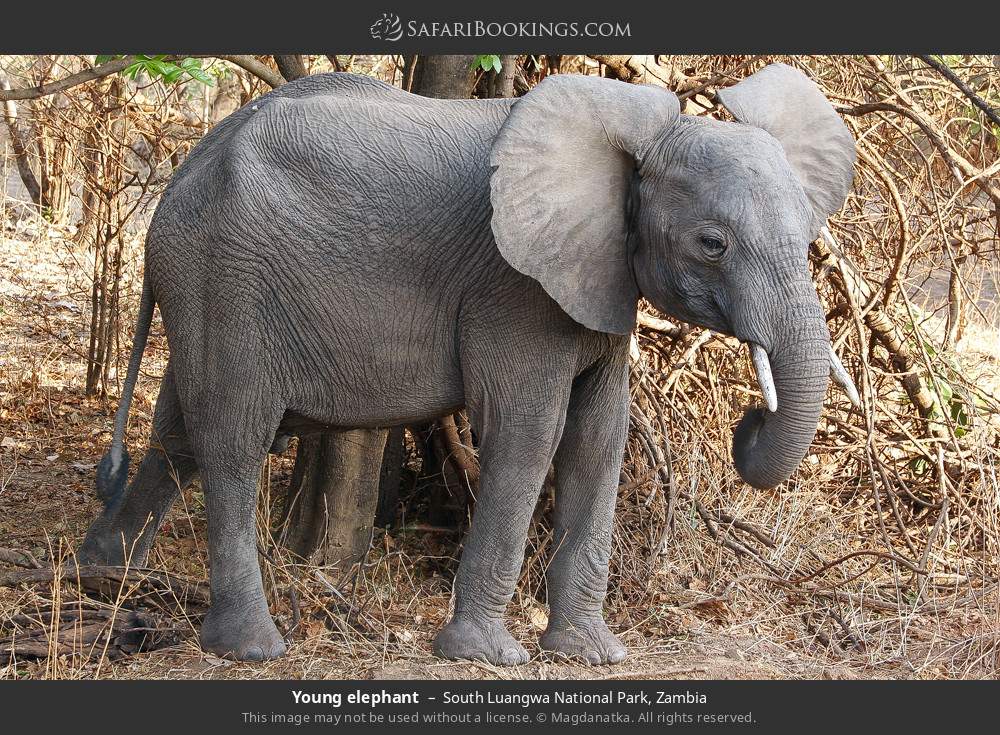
[433,616,529,666]
[200,601,287,661]
[540,617,627,665]
[77,523,145,567]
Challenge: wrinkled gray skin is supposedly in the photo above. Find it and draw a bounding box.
[79,65,856,665]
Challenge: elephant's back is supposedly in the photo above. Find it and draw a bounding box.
[148,73,514,268]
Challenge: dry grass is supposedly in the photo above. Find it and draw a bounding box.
[1,54,999,680]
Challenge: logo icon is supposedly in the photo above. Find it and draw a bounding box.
[370,13,403,42]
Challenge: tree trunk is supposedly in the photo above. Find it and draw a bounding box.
[496,56,518,98]
[273,55,308,82]
[0,74,42,206]
[375,426,406,528]
[410,55,475,98]
[279,429,387,567]
[475,56,520,99]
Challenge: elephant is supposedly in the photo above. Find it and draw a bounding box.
[78,63,859,665]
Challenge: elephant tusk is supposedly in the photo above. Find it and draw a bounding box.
[750,343,778,413]
[829,346,860,407]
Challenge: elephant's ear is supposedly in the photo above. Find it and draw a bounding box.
[489,75,680,335]
[717,63,856,235]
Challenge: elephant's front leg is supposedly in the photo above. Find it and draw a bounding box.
[433,400,567,666]
[540,355,629,664]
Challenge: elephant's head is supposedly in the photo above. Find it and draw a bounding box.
[489,64,858,490]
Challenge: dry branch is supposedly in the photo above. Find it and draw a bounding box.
[0,57,134,101]
[917,54,1000,129]
[814,228,942,430]
[0,55,285,106]
[0,565,211,609]
[217,55,286,88]
[855,56,1000,209]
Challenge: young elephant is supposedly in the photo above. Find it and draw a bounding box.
[80,64,858,665]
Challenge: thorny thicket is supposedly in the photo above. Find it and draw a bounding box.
[0,54,998,678]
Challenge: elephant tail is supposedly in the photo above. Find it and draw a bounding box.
[96,274,156,509]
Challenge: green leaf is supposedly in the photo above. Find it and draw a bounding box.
[472,54,501,73]
[149,60,179,81]
[189,66,215,85]
[951,399,970,436]
[95,53,214,87]
[179,57,214,86]
[936,378,952,405]
[122,62,143,80]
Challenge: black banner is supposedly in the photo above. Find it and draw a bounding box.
[1,680,995,732]
[2,1,998,53]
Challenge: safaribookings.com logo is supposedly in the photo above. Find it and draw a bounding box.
[370,13,404,41]
[369,13,631,41]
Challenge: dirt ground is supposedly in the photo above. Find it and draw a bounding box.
[2,229,998,681]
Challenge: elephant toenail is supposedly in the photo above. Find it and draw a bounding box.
[500,649,523,666]
[244,646,264,661]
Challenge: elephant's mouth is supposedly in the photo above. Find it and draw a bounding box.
[747,342,859,415]
[732,335,859,490]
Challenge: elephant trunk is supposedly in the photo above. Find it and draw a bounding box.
[732,286,830,490]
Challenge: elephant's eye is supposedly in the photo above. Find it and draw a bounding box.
[699,235,727,258]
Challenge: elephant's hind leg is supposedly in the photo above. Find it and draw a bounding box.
[186,379,287,662]
[78,364,198,567]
